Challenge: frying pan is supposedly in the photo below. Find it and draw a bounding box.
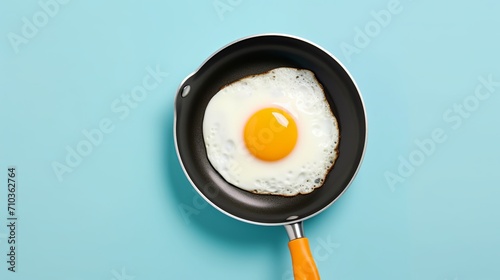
[174,34,367,279]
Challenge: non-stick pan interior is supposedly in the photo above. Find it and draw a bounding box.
[175,35,366,225]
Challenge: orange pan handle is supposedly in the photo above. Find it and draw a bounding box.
[285,222,321,280]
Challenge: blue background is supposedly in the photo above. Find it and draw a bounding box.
[1,0,499,279]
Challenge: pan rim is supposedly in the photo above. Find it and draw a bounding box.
[173,33,368,226]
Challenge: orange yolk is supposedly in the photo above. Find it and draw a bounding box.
[243,107,298,161]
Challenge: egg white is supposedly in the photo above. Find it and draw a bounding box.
[202,67,339,196]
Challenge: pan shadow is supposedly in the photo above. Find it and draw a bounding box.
[162,111,290,280]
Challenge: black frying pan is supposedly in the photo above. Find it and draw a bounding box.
[174,34,367,279]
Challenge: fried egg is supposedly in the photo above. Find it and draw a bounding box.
[202,67,339,196]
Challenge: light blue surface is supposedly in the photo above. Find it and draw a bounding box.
[1,0,500,279]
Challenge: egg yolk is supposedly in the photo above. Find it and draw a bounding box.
[243,107,298,161]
